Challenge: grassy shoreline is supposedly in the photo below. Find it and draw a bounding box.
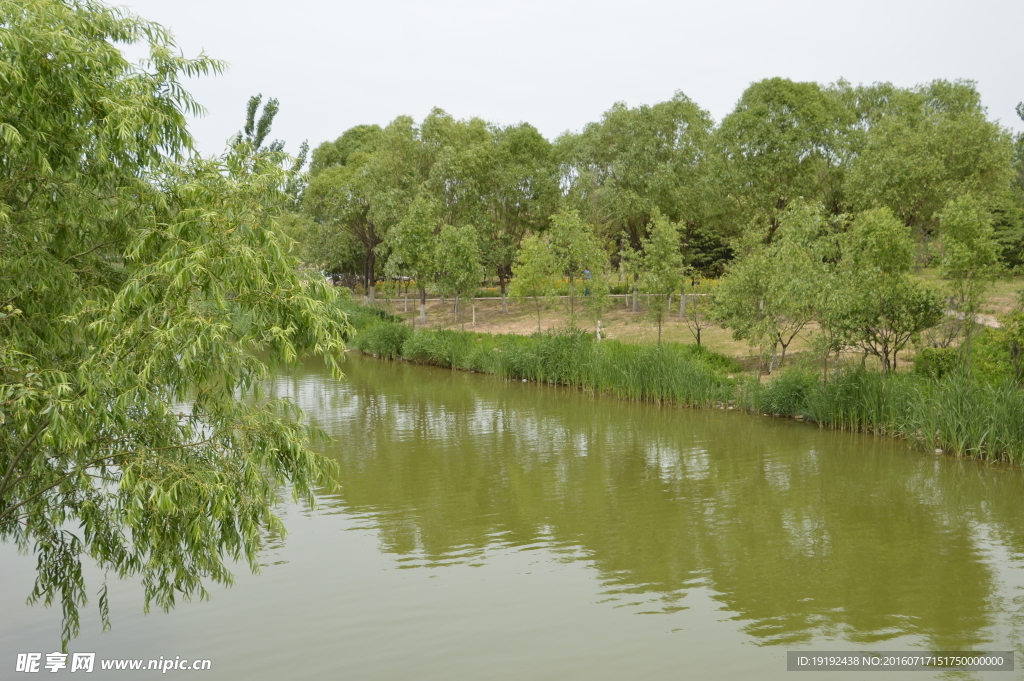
[345,307,1024,464]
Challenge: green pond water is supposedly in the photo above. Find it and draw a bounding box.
[4,354,1024,679]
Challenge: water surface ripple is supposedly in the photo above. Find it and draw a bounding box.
[4,354,1024,680]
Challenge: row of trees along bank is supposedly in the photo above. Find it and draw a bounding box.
[293,81,1024,327]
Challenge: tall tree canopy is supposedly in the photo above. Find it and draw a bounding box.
[1,0,350,645]
[477,122,559,310]
[844,80,1013,234]
[714,78,850,232]
[304,116,428,299]
[558,93,716,251]
[299,78,1024,299]
[306,110,559,307]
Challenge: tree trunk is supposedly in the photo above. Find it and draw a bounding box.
[364,249,376,304]
[778,336,790,367]
[568,276,576,323]
[596,319,602,341]
[419,286,427,323]
[695,325,701,347]
[679,294,686,318]
[1011,341,1023,386]
[472,303,476,326]
[962,323,976,378]
[500,277,508,313]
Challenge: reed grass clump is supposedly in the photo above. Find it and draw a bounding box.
[342,303,401,330]
[738,369,819,417]
[741,368,1024,462]
[587,341,735,405]
[352,323,736,408]
[401,329,474,368]
[351,321,412,359]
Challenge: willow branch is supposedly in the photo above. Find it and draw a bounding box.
[0,452,124,523]
[0,420,48,498]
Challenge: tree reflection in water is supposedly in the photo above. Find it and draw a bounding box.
[268,354,1024,653]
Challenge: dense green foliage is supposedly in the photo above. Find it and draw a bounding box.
[310,79,1024,461]
[299,76,1020,376]
[0,0,351,645]
[301,78,1020,292]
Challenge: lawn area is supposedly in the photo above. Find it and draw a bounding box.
[376,293,802,366]
[915,268,1024,315]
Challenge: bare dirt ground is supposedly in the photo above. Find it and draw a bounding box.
[376,293,803,363]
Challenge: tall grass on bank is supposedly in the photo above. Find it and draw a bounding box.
[346,307,1024,463]
[741,369,1024,462]
[351,320,737,408]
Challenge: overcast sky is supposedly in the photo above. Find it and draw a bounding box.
[117,0,1024,157]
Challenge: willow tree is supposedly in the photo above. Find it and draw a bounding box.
[434,223,484,327]
[384,195,440,321]
[303,135,383,297]
[714,79,851,232]
[304,116,427,301]
[481,123,560,312]
[845,80,1013,234]
[419,112,557,312]
[937,195,1001,363]
[0,0,351,646]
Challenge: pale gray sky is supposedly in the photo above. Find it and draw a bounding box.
[118,0,1024,156]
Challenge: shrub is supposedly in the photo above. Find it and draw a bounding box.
[970,328,1015,384]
